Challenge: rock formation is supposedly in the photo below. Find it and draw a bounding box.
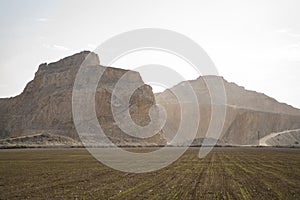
[155,76,300,146]
[1,51,299,147]
[0,51,166,147]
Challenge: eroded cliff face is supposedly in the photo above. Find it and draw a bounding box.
[1,51,299,147]
[155,76,300,145]
[0,51,166,146]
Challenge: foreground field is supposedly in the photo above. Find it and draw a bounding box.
[0,148,299,199]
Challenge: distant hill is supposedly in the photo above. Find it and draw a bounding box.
[155,76,300,146]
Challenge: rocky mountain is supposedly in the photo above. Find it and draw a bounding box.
[155,76,300,146]
[0,51,166,147]
[1,51,299,147]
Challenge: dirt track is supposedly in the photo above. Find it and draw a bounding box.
[259,129,300,146]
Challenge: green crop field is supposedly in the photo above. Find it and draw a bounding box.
[0,148,299,199]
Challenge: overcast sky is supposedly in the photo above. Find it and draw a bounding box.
[1,0,300,108]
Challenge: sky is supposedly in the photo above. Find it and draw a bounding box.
[0,0,300,108]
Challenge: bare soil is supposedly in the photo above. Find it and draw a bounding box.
[0,148,299,199]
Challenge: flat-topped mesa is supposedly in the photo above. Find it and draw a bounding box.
[0,51,166,146]
[23,51,143,95]
[22,51,100,95]
[38,51,99,72]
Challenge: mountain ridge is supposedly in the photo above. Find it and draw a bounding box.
[1,51,299,147]
[155,75,300,145]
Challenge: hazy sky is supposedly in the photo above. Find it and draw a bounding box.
[1,0,300,108]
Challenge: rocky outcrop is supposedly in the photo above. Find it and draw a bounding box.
[0,51,166,146]
[0,133,81,148]
[155,76,300,146]
[1,51,299,147]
